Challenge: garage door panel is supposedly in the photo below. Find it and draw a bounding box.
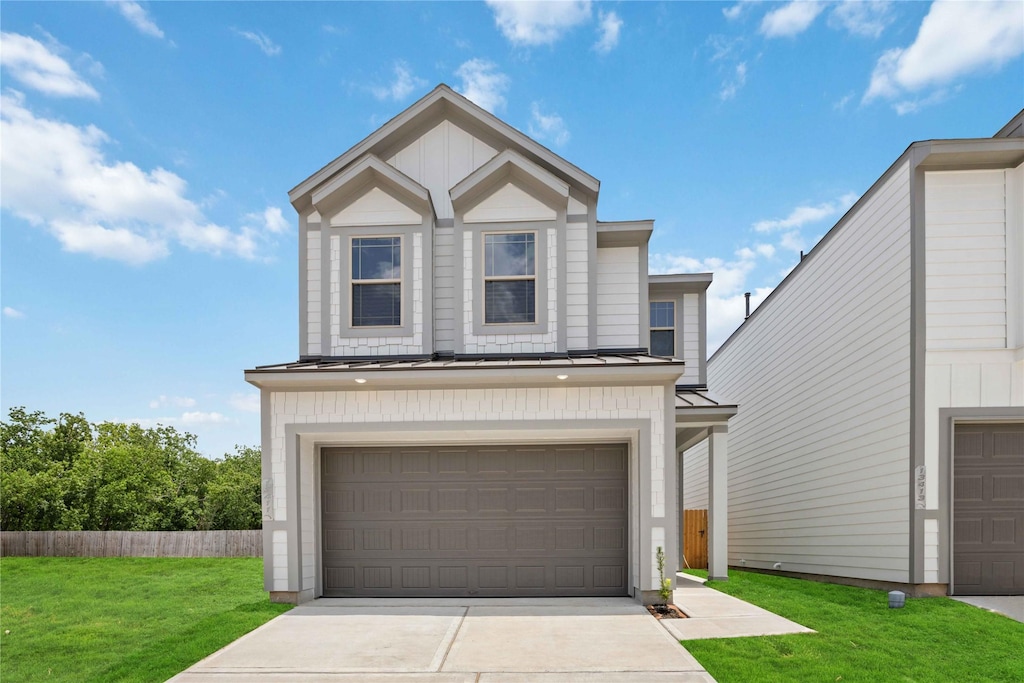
[322,557,627,596]
[953,423,1024,595]
[321,444,629,597]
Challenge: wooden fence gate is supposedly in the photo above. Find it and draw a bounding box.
[682,509,708,569]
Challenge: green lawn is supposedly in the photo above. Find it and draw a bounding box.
[680,569,1024,682]
[0,557,291,683]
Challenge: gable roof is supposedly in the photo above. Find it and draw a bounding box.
[289,84,600,213]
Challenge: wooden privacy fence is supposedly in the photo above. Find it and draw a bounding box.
[0,530,262,558]
[682,509,708,569]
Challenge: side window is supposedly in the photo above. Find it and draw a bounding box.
[484,232,536,324]
[650,301,675,356]
[351,236,401,327]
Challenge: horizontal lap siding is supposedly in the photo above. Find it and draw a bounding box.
[596,247,640,348]
[566,221,590,350]
[925,170,1007,350]
[434,226,455,352]
[680,293,700,384]
[705,160,913,583]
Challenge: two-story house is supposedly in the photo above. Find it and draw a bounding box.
[683,111,1024,597]
[245,85,736,604]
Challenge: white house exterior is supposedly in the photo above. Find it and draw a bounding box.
[683,111,1024,596]
[246,85,735,604]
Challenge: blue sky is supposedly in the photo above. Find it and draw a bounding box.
[2,1,1022,457]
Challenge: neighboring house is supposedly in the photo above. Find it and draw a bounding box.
[245,85,736,604]
[683,111,1024,596]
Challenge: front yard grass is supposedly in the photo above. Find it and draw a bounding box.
[680,569,1024,682]
[0,557,290,682]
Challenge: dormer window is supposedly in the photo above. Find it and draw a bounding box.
[484,232,536,324]
[650,301,675,356]
[351,236,402,327]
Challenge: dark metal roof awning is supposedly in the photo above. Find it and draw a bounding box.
[251,353,685,373]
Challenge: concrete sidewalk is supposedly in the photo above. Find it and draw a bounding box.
[168,597,716,683]
[664,573,815,640]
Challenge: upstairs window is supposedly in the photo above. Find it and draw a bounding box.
[484,232,536,324]
[650,301,675,356]
[351,236,401,327]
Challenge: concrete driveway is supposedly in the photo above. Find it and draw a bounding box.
[168,597,715,682]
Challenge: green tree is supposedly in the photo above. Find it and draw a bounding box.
[1,407,261,531]
[204,446,262,530]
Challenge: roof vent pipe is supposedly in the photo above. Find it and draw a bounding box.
[800,250,804,261]
[744,292,751,320]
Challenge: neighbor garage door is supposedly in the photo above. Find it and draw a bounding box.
[321,443,629,597]
[953,423,1024,595]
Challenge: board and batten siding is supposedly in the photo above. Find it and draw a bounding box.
[924,169,1012,350]
[922,165,1024,538]
[387,119,498,221]
[686,159,915,583]
[596,247,640,348]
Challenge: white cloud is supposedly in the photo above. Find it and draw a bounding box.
[246,206,290,234]
[753,192,858,233]
[593,10,623,54]
[371,61,427,101]
[455,59,509,113]
[779,230,805,253]
[893,87,956,116]
[829,0,892,39]
[760,1,825,38]
[486,0,592,46]
[719,61,748,100]
[528,102,570,146]
[864,1,1023,106]
[181,411,229,425]
[723,3,747,21]
[108,1,166,40]
[833,91,854,111]
[0,91,288,264]
[233,28,281,56]
[3,307,25,319]
[0,32,99,99]
[228,392,261,413]
[756,243,776,258]
[131,411,230,428]
[149,395,197,409]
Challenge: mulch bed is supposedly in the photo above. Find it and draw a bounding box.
[647,603,687,619]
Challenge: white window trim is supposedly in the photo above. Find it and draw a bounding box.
[350,234,403,329]
[482,230,538,326]
[466,221,550,338]
[336,225,416,340]
[650,299,676,357]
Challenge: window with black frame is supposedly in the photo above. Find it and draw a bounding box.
[484,232,536,324]
[649,301,675,356]
[351,236,401,327]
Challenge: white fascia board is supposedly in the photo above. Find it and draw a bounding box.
[449,149,570,213]
[596,221,654,248]
[650,273,713,293]
[310,153,432,217]
[290,84,599,210]
[244,363,685,391]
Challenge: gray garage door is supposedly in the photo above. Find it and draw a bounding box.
[953,423,1024,595]
[321,443,629,597]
